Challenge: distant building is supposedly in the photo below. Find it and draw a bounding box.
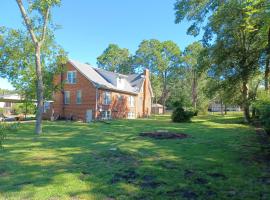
[208,101,241,112]
[152,103,165,114]
[0,94,22,115]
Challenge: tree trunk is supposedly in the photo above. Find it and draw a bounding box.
[162,71,167,114]
[265,27,270,91]
[224,104,227,115]
[242,81,250,123]
[191,70,197,110]
[220,100,224,116]
[35,45,44,134]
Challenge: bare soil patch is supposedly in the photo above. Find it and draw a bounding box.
[140,131,189,140]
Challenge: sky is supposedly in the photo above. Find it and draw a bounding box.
[0,0,201,90]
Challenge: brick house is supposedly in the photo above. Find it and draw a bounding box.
[43,60,154,122]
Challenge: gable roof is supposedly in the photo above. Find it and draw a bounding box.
[68,59,148,95]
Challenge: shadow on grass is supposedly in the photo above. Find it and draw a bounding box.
[0,115,269,199]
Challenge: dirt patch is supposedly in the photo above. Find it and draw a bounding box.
[184,169,195,178]
[0,169,9,177]
[158,160,179,169]
[110,168,139,184]
[166,188,198,199]
[140,175,164,189]
[14,181,32,187]
[207,172,227,180]
[140,131,189,140]
[194,177,208,185]
[93,149,138,166]
[258,176,270,185]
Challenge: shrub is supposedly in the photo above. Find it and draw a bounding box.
[0,122,20,149]
[172,106,194,123]
[252,91,270,134]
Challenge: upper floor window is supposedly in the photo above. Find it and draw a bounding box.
[67,71,77,84]
[76,90,82,104]
[129,96,135,107]
[64,91,70,104]
[103,91,111,105]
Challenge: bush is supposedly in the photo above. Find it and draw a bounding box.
[0,122,20,149]
[172,106,194,123]
[252,91,270,134]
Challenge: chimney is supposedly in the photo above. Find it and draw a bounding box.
[143,68,150,117]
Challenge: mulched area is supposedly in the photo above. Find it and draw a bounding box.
[140,131,189,139]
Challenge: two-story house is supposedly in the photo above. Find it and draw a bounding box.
[43,60,154,122]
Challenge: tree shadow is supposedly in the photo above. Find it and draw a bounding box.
[0,116,269,199]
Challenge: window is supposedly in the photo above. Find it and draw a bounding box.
[101,110,111,120]
[103,91,111,105]
[76,90,82,104]
[129,96,135,107]
[64,91,70,104]
[128,112,135,119]
[118,94,124,101]
[67,71,77,84]
[4,102,11,108]
[43,102,51,113]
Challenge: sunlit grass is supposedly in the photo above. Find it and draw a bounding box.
[0,114,269,199]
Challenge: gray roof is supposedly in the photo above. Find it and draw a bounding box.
[69,59,146,94]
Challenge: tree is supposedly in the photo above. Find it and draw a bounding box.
[134,39,182,113]
[182,42,206,110]
[14,0,61,134]
[175,0,269,122]
[97,44,133,74]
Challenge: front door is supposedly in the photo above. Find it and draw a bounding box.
[86,109,92,122]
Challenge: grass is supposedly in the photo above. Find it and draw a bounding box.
[0,114,269,200]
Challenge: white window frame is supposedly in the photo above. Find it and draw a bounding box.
[64,91,70,104]
[66,71,77,84]
[103,91,111,105]
[127,112,135,119]
[101,110,111,120]
[76,90,82,104]
[129,96,135,107]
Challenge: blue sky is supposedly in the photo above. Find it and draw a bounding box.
[0,0,201,90]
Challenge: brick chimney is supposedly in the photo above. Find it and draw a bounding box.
[143,68,151,117]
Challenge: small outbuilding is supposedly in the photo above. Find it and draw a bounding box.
[151,103,165,115]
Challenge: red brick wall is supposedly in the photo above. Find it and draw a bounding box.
[46,62,97,121]
[96,89,136,119]
[44,62,152,121]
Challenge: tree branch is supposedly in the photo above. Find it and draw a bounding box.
[40,7,50,44]
[15,0,38,44]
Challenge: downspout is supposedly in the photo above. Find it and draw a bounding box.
[95,86,99,120]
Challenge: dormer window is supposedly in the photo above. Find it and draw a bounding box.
[67,71,77,84]
[117,77,124,89]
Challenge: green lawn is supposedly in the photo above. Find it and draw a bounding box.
[0,114,270,200]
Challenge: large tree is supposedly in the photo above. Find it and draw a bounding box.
[134,39,182,113]
[97,44,133,74]
[0,27,67,112]
[175,0,269,122]
[182,42,207,110]
[15,0,61,134]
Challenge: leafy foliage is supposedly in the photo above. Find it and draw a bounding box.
[97,44,133,74]
[134,39,182,110]
[0,122,20,149]
[175,0,270,121]
[252,91,270,134]
[171,103,194,122]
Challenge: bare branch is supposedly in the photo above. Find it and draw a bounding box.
[15,0,38,44]
[40,7,50,44]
